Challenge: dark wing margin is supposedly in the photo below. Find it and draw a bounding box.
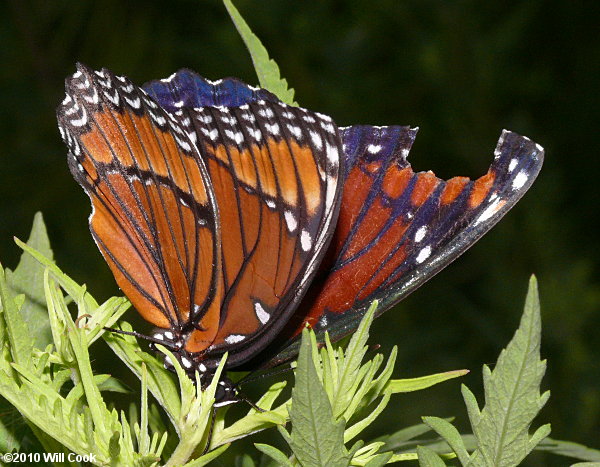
[264,126,544,367]
[56,64,224,350]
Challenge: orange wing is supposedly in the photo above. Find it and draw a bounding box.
[57,64,223,352]
[171,102,344,368]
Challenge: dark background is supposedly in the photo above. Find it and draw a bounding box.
[2,0,598,465]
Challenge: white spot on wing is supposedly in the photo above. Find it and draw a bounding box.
[508,158,518,173]
[287,124,302,139]
[416,246,431,264]
[161,72,177,83]
[310,131,323,150]
[225,334,246,344]
[512,170,529,190]
[255,302,270,324]
[259,107,274,118]
[414,226,427,243]
[326,143,339,166]
[265,123,280,135]
[181,357,192,369]
[284,211,298,232]
[367,144,382,154]
[301,230,313,251]
[475,197,504,225]
[70,108,88,127]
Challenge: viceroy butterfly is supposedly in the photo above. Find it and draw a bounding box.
[57,64,543,404]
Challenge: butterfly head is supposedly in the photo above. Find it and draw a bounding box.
[150,329,200,374]
[148,328,241,405]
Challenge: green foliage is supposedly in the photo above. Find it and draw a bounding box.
[0,217,598,465]
[288,329,350,467]
[421,277,551,466]
[0,218,294,465]
[254,302,465,467]
[4,212,53,349]
[0,216,468,465]
[222,0,297,105]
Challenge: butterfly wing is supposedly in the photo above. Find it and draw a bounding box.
[264,126,544,367]
[57,64,224,351]
[144,69,276,110]
[144,73,345,369]
[143,71,545,370]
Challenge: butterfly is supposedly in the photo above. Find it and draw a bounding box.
[57,64,544,404]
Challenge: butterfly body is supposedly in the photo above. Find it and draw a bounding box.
[57,64,544,399]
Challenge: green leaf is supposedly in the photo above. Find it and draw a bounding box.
[0,267,34,370]
[417,445,447,467]
[289,328,350,467]
[222,0,297,105]
[104,324,182,425]
[385,369,469,394]
[5,213,53,348]
[378,420,450,450]
[466,275,550,467]
[331,300,377,419]
[363,453,394,467]
[535,437,600,462]
[423,417,470,465]
[235,453,257,467]
[184,443,229,467]
[13,237,99,312]
[255,443,293,467]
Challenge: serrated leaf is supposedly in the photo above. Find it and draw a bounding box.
[289,328,350,467]
[5,213,53,348]
[222,0,297,105]
[255,443,293,467]
[0,268,34,369]
[417,445,447,467]
[13,238,98,311]
[467,276,550,467]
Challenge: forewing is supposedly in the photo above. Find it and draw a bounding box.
[192,103,343,368]
[57,64,223,351]
[266,126,544,366]
[145,73,344,368]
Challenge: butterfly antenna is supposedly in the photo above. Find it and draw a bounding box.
[236,391,266,413]
[201,406,218,455]
[236,365,295,388]
[103,326,179,350]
